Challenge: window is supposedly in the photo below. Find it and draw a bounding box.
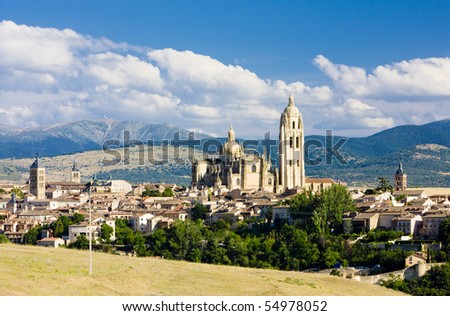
[296,137,299,148]
[268,178,272,185]
[289,136,293,148]
[292,121,295,129]
[252,165,256,172]
[236,178,240,185]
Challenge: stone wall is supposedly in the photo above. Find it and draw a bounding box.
[321,262,444,285]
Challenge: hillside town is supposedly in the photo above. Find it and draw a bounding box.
[1,98,449,250]
[1,156,449,247]
[1,97,450,295]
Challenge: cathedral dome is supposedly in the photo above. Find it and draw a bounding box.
[224,124,243,160]
[283,94,299,116]
[224,140,243,159]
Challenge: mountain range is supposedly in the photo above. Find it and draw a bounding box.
[0,119,449,187]
[0,119,210,159]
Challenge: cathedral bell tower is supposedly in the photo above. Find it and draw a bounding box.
[279,95,305,191]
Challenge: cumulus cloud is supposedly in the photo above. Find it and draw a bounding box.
[0,20,334,137]
[314,98,395,131]
[1,20,448,138]
[314,54,450,98]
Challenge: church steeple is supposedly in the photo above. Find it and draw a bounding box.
[394,161,407,191]
[70,159,81,183]
[29,153,46,199]
[396,162,404,175]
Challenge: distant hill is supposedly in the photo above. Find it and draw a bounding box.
[342,119,450,158]
[303,119,450,187]
[0,119,210,159]
[0,119,449,187]
[0,244,403,296]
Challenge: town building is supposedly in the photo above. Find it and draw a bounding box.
[37,237,65,248]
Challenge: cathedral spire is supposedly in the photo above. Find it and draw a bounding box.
[228,122,235,142]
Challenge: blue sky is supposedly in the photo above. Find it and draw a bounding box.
[1,0,450,137]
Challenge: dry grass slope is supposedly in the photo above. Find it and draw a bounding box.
[0,244,404,296]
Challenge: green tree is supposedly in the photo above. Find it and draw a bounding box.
[133,231,147,256]
[312,184,355,235]
[143,188,161,197]
[279,224,320,270]
[439,217,450,245]
[190,203,208,221]
[69,234,89,249]
[225,232,249,266]
[52,216,71,237]
[100,223,114,244]
[379,249,408,271]
[166,220,205,261]
[146,229,168,256]
[71,212,85,224]
[289,191,317,215]
[11,187,24,199]
[23,226,43,245]
[161,187,174,197]
[288,191,318,230]
[0,234,9,244]
[115,225,135,245]
[323,248,341,268]
[375,177,393,193]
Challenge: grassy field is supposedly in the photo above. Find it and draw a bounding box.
[0,244,404,296]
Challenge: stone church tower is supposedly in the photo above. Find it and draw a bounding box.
[70,160,81,183]
[29,154,46,199]
[394,162,407,191]
[279,95,305,191]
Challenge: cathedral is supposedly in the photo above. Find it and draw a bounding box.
[191,95,306,194]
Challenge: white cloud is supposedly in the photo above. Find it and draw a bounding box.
[85,53,164,91]
[0,20,80,72]
[314,98,395,131]
[0,21,333,138]
[1,20,448,139]
[315,54,450,98]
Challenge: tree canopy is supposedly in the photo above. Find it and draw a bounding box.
[190,203,209,221]
[375,177,394,193]
[312,184,355,235]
